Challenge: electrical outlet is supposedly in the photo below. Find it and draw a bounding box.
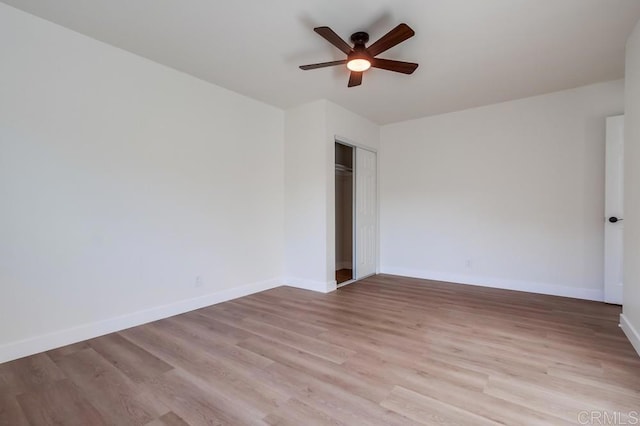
[195,276,203,287]
[465,259,472,269]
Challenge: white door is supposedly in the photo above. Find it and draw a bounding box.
[355,148,377,279]
[604,115,624,304]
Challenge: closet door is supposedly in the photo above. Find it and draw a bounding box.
[355,148,377,279]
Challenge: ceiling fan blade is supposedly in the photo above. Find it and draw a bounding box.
[314,27,353,55]
[371,58,419,74]
[366,23,415,57]
[299,59,347,70]
[348,71,363,87]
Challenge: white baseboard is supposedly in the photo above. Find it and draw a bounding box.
[380,267,604,302]
[283,277,337,293]
[620,314,640,357]
[0,278,282,364]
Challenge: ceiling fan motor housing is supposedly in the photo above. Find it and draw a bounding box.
[350,31,370,46]
[349,32,372,62]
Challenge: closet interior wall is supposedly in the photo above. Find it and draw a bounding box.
[335,143,354,284]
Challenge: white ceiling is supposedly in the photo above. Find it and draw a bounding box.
[4,0,640,124]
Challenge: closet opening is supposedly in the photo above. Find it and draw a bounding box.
[335,141,355,286]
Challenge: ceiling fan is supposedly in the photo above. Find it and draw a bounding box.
[299,23,418,87]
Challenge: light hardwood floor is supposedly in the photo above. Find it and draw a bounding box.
[1,274,639,425]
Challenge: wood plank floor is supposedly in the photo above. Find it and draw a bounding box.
[1,274,639,425]
[336,269,353,284]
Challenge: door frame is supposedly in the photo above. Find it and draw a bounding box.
[334,135,379,287]
[604,115,624,304]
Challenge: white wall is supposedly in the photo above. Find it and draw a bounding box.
[283,100,329,291]
[622,20,640,355]
[283,100,379,291]
[0,4,285,362]
[327,101,380,152]
[380,81,624,300]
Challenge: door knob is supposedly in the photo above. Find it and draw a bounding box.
[609,217,623,223]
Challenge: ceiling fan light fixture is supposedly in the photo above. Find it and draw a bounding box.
[347,48,371,72]
[347,58,371,72]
